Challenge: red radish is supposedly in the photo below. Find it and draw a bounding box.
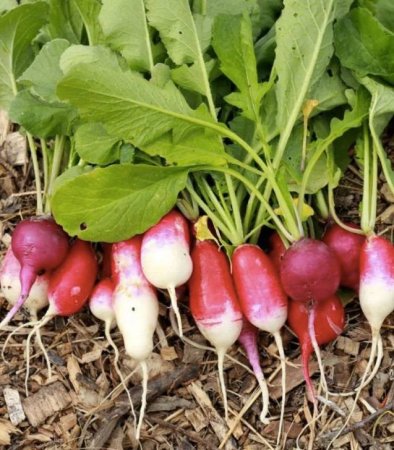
[111,236,159,440]
[89,277,136,424]
[268,231,287,273]
[0,217,69,329]
[25,239,97,394]
[322,223,366,291]
[238,320,270,424]
[280,238,341,303]
[232,244,287,443]
[189,239,243,421]
[141,210,192,337]
[287,295,345,400]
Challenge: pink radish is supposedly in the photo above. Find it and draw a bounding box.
[189,238,243,421]
[141,210,192,337]
[89,277,136,424]
[279,238,341,402]
[111,236,159,440]
[322,223,366,291]
[0,217,69,329]
[287,295,345,400]
[237,320,270,423]
[232,244,287,444]
[25,239,97,394]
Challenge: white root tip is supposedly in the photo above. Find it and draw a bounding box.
[217,349,229,422]
[273,331,287,449]
[136,360,148,441]
[168,286,183,338]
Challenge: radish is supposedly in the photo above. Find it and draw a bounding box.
[237,320,270,424]
[0,217,69,329]
[111,236,159,440]
[279,238,341,402]
[89,277,136,425]
[232,244,287,444]
[100,243,112,279]
[322,223,366,291]
[189,238,243,421]
[287,295,345,400]
[25,239,97,394]
[357,234,394,387]
[280,238,341,303]
[141,210,192,337]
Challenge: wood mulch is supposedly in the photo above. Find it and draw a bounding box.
[0,112,393,449]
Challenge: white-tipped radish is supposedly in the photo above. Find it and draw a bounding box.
[111,236,159,440]
[232,244,288,445]
[189,238,242,421]
[141,210,192,338]
[89,277,136,425]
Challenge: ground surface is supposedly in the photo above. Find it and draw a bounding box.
[0,113,393,449]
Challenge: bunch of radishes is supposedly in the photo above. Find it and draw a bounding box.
[1,208,393,444]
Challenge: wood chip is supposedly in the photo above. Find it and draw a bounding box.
[60,413,77,433]
[22,382,72,427]
[2,132,27,166]
[381,183,394,203]
[379,204,394,224]
[336,336,360,356]
[0,419,18,446]
[160,346,178,361]
[269,355,319,400]
[188,381,235,450]
[148,395,193,412]
[78,344,102,364]
[185,407,210,432]
[182,334,206,364]
[3,387,26,425]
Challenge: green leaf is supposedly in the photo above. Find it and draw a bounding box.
[374,0,394,33]
[45,0,83,43]
[59,44,122,74]
[74,122,120,165]
[51,164,190,242]
[334,8,394,84]
[142,129,227,166]
[212,14,266,122]
[146,0,214,103]
[71,0,104,46]
[308,67,348,113]
[361,77,394,193]
[0,2,49,109]
[18,39,70,101]
[274,0,352,157]
[57,60,226,161]
[9,89,78,138]
[99,0,153,72]
[0,0,17,14]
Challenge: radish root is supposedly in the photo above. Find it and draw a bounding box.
[104,320,137,426]
[1,319,39,363]
[136,360,148,440]
[273,331,287,449]
[168,285,183,338]
[217,348,229,422]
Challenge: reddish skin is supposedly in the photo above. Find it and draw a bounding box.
[90,278,114,311]
[268,232,286,273]
[287,295,345,399]
[238,319,263,378]
[360,235,394,285]
[48,239,98,316]
[232,244,288,329]
[280,238,341,303]
[189,240,242,324]
[0,218,69,327]
[143,209,190,248]
[322,223,365,291]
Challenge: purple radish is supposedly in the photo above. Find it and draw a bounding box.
[238,319,270,424]
[111,236,159,440]
[0,217,69,329]
[141,210,192,337]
